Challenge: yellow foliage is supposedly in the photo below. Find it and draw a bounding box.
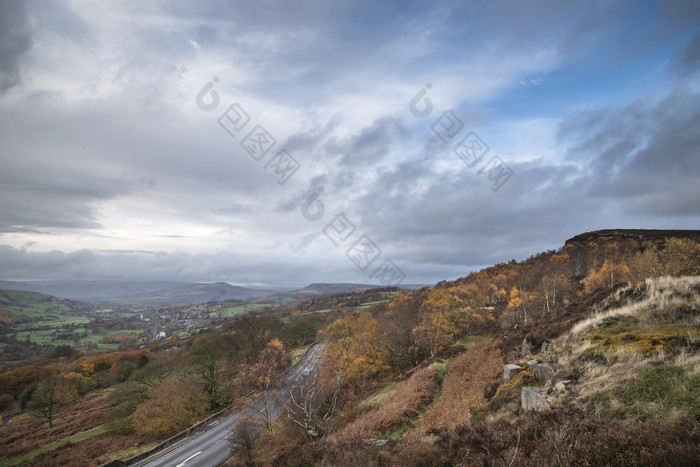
[81,362,95,377]
[585,260,631,293]
[320,312,388,383]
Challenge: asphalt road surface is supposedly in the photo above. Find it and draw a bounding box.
[132,342,326,467]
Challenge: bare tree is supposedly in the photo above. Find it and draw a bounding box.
[286,370,340,439]
[227,416,263,463]
[29,374,77,428]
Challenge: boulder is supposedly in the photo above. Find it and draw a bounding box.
[541,341,552,356]
[554,381,567,397]
[503,364,523,384]
[532,362,555,382]
[521,338,534,357]
[521,387,550,412]
[364,439,389,446]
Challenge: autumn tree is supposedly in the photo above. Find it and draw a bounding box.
[248,338,289,430]
[320,312,388,386]
[585,259,631,293]
[29,374,78,428]
[188,333,228,410]
[412,288,470,356]
[379,290,426,369]
[132,374,208,437]
[507,286,521,325]
[539,273,567,314]
[224,315,283,364]
[659,237,700,276]
[630,243,662,281]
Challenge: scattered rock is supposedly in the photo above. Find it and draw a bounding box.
[503,364,523,384]
[521,338,534,357]
[521,387,550,412]
[541,341,552,356]
[364,439,389,446]
[554,381,567,397]
[532,362,555,382]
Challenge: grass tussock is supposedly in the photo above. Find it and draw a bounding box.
[419,340,503,432]
[335,365,439,440]
[358,382,397,409]
[551,275,700,423]
[569,275,700,337]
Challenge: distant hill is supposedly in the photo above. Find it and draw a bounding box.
[112,282,274,306]
[0,288,89,326]
[0,280,193,301]
[267,282,427,303]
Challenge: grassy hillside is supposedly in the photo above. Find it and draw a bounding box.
[2,231,699,466]
[226,232,700,465]
[0,290,90,325]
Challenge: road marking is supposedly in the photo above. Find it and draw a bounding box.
[176,451,202,467]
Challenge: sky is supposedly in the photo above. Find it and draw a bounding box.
[0,0,699,287]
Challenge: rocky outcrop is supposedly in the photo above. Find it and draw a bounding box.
[521,387,550,412]
[564,229,700,248]
[503,364,523,384]
[521,338,534,357]
[532,362,555,382]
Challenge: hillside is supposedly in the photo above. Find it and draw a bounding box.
[225,230,700,465]
[1,230,699,467]
[0,289,91,326]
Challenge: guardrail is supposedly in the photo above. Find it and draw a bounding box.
[99,342,322,467]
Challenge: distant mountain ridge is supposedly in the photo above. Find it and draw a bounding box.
[115,282,273,306]
[0,280,430,306]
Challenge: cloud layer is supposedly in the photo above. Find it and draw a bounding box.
[0,0,698,286]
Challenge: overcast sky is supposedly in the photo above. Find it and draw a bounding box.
[0,0,699,287]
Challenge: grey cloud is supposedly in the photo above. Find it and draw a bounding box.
[559,87,700,201]
[0,170,130,233]
[0,244,356,285]
[672,30,700,76]
[0,0,32,92]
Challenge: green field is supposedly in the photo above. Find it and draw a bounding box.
[0,289,74,320]
[1,289,148,350]
[219,303,272,317]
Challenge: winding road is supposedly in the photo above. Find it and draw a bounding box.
[132,342,326,467]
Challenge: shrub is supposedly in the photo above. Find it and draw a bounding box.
[0,393,14,411]
[337,365,439,439]
[19,382,37,410]
[420,340,503,432]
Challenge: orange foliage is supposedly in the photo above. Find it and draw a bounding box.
[132,374,208,438]
[420,341,503,432]
[337,365,439,439]
[585,259,631,293]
